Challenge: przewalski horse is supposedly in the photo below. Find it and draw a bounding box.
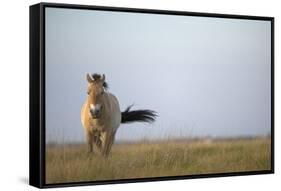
[81,73,157,156]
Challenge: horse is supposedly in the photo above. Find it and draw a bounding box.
[81,73,157,156]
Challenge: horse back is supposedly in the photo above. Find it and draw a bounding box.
[81,101,90,131]
[104,93,121,132]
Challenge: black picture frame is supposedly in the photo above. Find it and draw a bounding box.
[29,2,274,188]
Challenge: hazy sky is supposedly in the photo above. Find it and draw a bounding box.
[45,7,271,143]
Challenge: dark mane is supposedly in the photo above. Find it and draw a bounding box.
[91,73,108,90]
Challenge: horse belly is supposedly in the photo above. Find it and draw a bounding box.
[111,111,121,132]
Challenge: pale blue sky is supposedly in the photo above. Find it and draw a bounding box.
[45,7,271,143]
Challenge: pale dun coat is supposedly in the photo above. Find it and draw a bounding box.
[81,73,157,156]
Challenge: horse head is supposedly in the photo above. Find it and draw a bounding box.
[86,73,107,119]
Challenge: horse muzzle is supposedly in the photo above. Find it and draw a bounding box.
[90,108,101,119]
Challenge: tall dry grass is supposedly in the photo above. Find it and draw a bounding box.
[46,138,271,184]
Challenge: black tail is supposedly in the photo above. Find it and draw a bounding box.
[121,105,157,124]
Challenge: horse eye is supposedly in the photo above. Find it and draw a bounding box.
[101,91,104,95]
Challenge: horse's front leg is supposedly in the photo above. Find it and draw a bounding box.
[93,133,102,151]
[100,131,115,157]
[85,131,93,153]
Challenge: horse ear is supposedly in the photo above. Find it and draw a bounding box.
[101,74,105,82]
[86,73,93,83]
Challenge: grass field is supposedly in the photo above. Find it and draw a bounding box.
[46,138,271,184]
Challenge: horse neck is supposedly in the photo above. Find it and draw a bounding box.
[100,93,110,121]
